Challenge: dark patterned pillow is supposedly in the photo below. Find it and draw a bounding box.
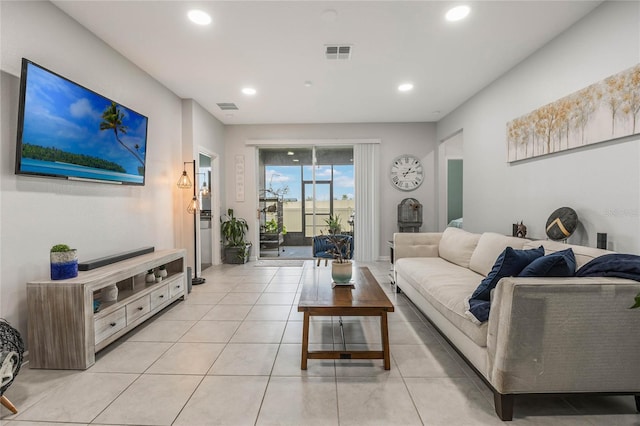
[518,248,576,277]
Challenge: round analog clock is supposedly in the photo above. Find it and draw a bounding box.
[390,154,424,191]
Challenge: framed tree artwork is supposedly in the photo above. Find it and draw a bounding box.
[507,63,640,162]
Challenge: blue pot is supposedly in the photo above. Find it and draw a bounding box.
[50,250,78,280]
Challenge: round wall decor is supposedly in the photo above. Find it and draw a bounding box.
[545,207,578,240]
[389,154,424,191]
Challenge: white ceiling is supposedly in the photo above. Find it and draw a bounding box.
[52,1,601,125]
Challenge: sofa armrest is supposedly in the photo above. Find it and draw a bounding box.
[393,232,442,261]
[487,276,640,394]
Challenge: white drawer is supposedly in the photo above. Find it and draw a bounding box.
[126,295,150,324]
[150,285,169,310]
[169,278,185,298]
[95,308,126,344]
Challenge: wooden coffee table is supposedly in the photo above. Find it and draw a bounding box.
[297,266,395,370]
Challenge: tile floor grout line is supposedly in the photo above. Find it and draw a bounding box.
[85,371,143,425]
[167,371,209,426]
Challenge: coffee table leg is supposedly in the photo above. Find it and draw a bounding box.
[301,311,310,370]
[381,311,391,370]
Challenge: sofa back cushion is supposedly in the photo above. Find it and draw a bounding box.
[469,233,528,276]
[523,239,613,269]
[438,227,481,268]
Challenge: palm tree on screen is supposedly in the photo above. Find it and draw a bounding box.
[99,102,144,167]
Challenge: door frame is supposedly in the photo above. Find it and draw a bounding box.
[198,147,222,266]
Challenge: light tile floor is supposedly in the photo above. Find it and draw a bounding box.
[2,261,638,425]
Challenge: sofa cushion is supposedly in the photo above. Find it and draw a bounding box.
[470,246,545,301]
[518,248,576,277]
[438,227,481,269]
[469,233,528,277]
[523,240,612,269]
[395,257,488,347]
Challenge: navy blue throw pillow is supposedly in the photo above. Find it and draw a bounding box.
[470,246,545,301]
[518,248,576,277]
[467,299,491,323]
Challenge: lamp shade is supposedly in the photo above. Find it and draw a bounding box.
[177,170,192,189]
[187,196,200,214]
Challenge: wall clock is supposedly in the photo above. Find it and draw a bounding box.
[390,154,424,191]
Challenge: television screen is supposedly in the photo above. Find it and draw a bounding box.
[15,59,148,185]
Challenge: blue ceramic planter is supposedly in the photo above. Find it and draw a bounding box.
[50,250,78,280]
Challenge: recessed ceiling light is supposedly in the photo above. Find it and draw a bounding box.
[445,5,470,22]
[242,87,257,95]
[287,151,294,155]
[187,10,211,25]
[293,159,299,162]
[398,83,414,92]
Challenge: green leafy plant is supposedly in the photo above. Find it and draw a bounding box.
[221,208,249,247]
[264,218,279,233]
[51,244,72,252]
[324,214,342,235]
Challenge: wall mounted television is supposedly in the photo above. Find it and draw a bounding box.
[15,58,148,185]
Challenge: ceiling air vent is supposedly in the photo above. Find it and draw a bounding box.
[217,103,239,111]
[325,45,352,60]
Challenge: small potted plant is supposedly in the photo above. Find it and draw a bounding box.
[221,208,252,264]
[50,244,78,280]
[326,234,353,284]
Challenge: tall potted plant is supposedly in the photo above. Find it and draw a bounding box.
[221,208,252,264]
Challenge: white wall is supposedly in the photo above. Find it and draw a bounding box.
[181,99,225,270]
[437,1,640,253]
[224,123,437,260]
[0,1,184,336]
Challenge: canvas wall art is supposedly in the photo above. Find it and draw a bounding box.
[507,63,640,162]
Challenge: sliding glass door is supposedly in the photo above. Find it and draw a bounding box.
[257,146,354,259]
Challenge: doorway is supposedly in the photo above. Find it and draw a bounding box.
[438,131,464,230]
[447,159,463,224]
[197,149,221,269]
[199,153,212,270]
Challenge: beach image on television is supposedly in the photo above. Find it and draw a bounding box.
[19,62,148,184]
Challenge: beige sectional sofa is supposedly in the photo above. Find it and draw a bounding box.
[393,227,640,420]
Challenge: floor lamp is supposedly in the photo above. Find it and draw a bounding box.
[177,160,206,285]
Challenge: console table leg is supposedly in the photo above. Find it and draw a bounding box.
[381,311,391,370]
[634,394,639,412]
[301,311,310,370]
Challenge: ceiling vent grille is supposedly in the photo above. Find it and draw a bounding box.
[217,103,239,110]
[325,45,352,60]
